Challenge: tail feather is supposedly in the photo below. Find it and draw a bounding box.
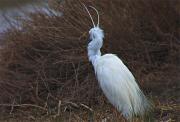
[121,80,152,120]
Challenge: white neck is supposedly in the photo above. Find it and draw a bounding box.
[87,38,103,66]
[87,27,104,66]
[88,48,101,65]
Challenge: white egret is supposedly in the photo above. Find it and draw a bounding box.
[83,5,151,120]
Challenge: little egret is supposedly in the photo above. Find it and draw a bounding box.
[83,5,151,120]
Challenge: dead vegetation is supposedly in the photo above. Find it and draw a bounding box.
[0,0,179,121]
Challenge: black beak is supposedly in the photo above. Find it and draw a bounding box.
[87,37,92,44]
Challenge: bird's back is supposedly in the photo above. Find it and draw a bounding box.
[94,54,150,119]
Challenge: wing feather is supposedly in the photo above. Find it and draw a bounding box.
[94,54,150,119]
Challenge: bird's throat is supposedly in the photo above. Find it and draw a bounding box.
[88,49,101,65]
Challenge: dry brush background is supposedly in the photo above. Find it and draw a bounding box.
[0,0,179,121]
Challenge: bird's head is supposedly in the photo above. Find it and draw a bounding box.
[83,4,104,47]
[89,27,104,43]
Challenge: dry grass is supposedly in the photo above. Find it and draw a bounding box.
[0,0,179,121]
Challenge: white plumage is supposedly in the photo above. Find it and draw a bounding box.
[83,4,151,120]
[94,54,150,119]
